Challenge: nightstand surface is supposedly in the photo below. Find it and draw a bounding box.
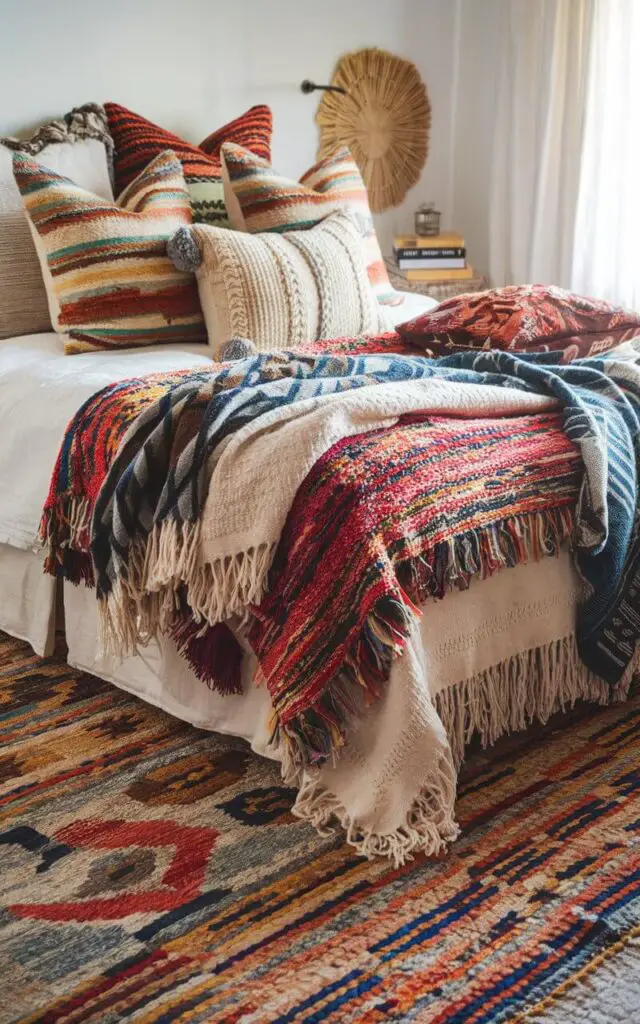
[386,259,488,301]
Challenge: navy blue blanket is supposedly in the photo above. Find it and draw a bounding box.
[438,345,640,684]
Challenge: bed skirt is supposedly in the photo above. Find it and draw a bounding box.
[1,544,634,863]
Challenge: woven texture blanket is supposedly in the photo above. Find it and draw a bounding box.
[40,333,405,583]
[42,353,557,668]
[249,411,580,761]
[41,343,640,764]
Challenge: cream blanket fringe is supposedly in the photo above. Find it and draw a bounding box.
[435,633,635,769]
[284,633,637,867]
[290,748,460,869]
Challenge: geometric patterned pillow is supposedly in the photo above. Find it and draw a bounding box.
[396,284,640,362]
[105,103,272,225]
[13,149,207,354]
[220,142,402,306]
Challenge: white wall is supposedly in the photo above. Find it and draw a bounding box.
[0,0,460,254]
[450,0,504,280]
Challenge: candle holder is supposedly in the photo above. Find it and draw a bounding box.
[415,202,441,237]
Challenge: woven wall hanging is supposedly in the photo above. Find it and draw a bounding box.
[316,47,430,213]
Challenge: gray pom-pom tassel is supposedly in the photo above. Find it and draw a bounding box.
[219,337,258,361]
[167,226,202,272]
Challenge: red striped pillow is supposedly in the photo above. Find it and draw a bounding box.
[199,108,272,160]
[105,103,272,225]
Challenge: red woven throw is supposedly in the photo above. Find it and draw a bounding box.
[248,411,581,763]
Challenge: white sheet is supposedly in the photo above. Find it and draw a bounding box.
[0,334,213,549]
[388,288,437,322]
[0,542,56,655]
[0,292,436,551]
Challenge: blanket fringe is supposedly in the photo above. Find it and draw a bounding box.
[169,614,244,695]
[434,633,637,768]
[285,747,460,869]
[279,634,638,866]
[97,577,180,657]
[185,541,277,626]
[98,519,277,658]
[270,508,575,770]
[38,495,94,583]
[99,507,573,681]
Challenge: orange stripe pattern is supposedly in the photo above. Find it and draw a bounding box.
[13,149,207,353]
[222,142,401,306]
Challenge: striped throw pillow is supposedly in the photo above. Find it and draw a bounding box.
[221,143,401,307]
[1,103,114,340]
[105,103,272,226]
[13,149,207,354]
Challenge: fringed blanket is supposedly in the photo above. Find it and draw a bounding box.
[41,351,559,676]
[40,341,640,860]
[249,411,581,763]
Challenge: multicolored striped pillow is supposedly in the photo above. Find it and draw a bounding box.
[220,143,401,307]
[13,149,207,354]
[105,103,272,225]
[1,103,114,340]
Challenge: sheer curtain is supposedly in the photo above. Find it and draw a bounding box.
[489,0,593,288]
[571,0,640,307]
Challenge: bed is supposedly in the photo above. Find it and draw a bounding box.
[3,98,639,868]
[4,315,637,864]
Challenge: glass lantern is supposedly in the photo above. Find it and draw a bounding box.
[415,202,441,237]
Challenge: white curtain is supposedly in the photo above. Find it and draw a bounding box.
[571,0,640,307]
[489,0,593,288]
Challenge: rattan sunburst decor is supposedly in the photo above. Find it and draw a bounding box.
[316,47,430,213]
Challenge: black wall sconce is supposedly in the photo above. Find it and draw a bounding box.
[300,79,348,95]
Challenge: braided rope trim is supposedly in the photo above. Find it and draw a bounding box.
[2,103,114,188]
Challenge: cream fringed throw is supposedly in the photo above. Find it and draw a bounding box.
[308,553,636,864]
[170,210,391,358]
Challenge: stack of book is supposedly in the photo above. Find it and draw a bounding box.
[393,232,474,282]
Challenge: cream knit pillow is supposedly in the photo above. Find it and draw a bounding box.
[171,211,391,358]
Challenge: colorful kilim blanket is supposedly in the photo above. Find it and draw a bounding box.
[40,366,211,583]
[41,342,640,767]
[249,413,581,760]
[39,334,419,688]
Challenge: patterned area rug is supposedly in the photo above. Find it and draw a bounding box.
[0,629,639,1024]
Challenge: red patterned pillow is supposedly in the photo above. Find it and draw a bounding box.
[105,103,272,224]
[396,284,640,362]
[199,108,273,159]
